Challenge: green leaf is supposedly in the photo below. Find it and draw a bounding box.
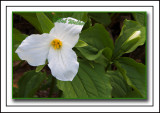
[57,60,112,98]
[44,12,55,22]
[115,57,146,98]
[132,12,146,26]
[35,64,46,72]
[35,60,48,72]
[54,12,73,18]
[13,28,27,61]
[94,55,109,67]
[106,71,132,98]
[39,74,52,90]
[82,17,92,31]
[113,19,146,59]
[14,12,43,33]
[78,23,114,61]
[36,12,54,33]
[102,47,113,60]
[106,71,143,98]
[80,23,114,50]
[77,45,112,62]
[17,70,45,98]
[77,45,102,60]
[72,12,88,22]
[125,90,143,98]
[54,12,87,23]
[75,40,88,47]
[89,13,111,26]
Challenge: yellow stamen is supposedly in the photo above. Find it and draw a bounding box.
[51,39,62,50]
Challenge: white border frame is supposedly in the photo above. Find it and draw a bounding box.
[1,1,159,112]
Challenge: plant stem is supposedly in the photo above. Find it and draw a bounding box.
[48,76,56,97]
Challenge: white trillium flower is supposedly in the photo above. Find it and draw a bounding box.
[16,17,84,81]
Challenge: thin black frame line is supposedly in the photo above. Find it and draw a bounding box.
[6,6,154,107]
[6,6,153,7]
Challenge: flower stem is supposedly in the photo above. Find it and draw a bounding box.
[48,76,56,97]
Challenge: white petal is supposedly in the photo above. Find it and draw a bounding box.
[48,47,79,81]
[49,17,84,48]
[16,33,52,66]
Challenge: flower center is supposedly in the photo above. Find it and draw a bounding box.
[51,39,62,49]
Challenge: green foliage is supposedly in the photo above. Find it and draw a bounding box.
[106,71,132,98]
[88,13,111,26]
[77,24,114,61]
[132,12,146,26]
[80,23,114,50]
[13,12,146,99]
[36,12,54,33]
[72,12,88,22]
[115,57,146,98]
[77,45,103,60]
[113,19,146,59]
[75,40,88,47]
[57,60,112,98]
[82,17,92,30]
[35,60,48,72]
[13,87,19,98]
[13,28,27,61]
[102,47,113,60]
[106,71,143,98]
[54,12,88,23]
[17,71,46,98]
[35,64,46,72]
[14,12,43,33]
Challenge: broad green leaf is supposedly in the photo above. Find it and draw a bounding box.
[77,45,112,62]
[13,28,27,61]
[78,24,114,61]
[17,70,45,97]
[14,12,43,33]
[77,45,103,60]
[125,90,143,98]
[80,23,114,50]
[132,12,146,26]
[72,12,88,22]
[39,74,52,90]
[113,19,146,59]
[54,12,73,18]
[44,12,55,22]
[36,12,54,33]
[75,40,88,47]
[57,60,112,98]
[102,47,112,60]
[106,71,132,98]
[115,57,146,98]
[94,55,109,67]
[54,12,87,22]
[89,13,111,26]
[82,16,92,31]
